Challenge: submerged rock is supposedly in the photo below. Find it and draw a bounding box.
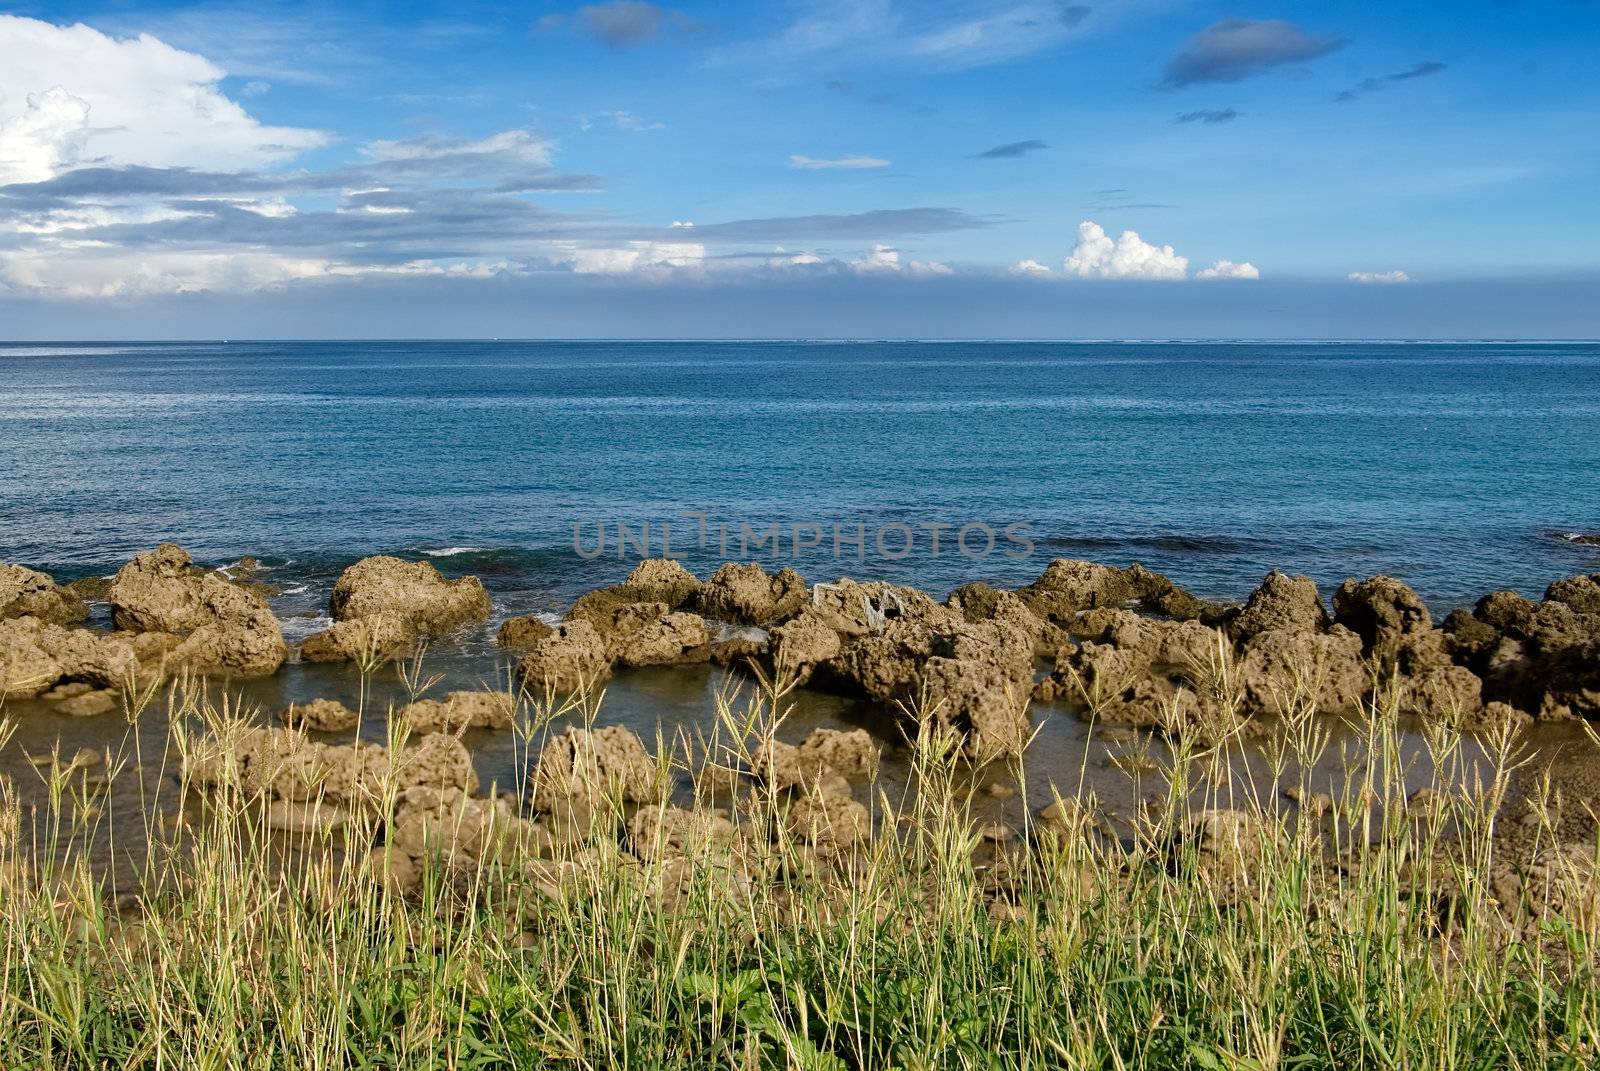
[0,616,141,700]
[185,727,476,804]
[281,698,360,733]
[496,614,555,650]
[396,690,515,733]
[0,563,87,626]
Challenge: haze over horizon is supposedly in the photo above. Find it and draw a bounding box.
[2,1,1598,338]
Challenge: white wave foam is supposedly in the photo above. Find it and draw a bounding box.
[422,546,484,557]
[278,584,310,596]
[279,613,333,642]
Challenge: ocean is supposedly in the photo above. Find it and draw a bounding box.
[3,339,1597,612]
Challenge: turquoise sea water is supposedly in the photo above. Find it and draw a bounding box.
[3,339,1597,614]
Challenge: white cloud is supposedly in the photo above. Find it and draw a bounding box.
[768,245,823,267]
[1197,259,1260,280]
[1010,258,1052,276]
[790,154,891,170]
[1349,270,1412,284]
[0,14,326,185]
[1062,220,1188,280]
[850,243,951,276]
[557,240,706,275]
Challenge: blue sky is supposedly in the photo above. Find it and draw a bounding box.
[1,0,1598,337]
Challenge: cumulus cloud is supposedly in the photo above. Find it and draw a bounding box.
[1196,259,1260,280]
[850,244,952,276]
[557,240,706,275]
[790,154,891,170]
[974,139,1048,159]
[1010,258,1052,276]
[1162,18,1343,87]
[1062,221,1187,280]
[0,15,326,186]
[1349,270,1412,284]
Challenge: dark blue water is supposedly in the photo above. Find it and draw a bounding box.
[3,339,1598,615]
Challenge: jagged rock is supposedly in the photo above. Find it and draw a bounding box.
[329,555,491,633]
[1474,590,1541,638]
[753,727,880,790]
[0,617,140,699]
[1230,571,1329,643]
[0,563,87,625]
[946,582,1007,623]
[623,558,703,607]
[770,610,844,682]
[1333,575,1432,668]
[918,655,1032,758]
[569,598,711,666]
[107,544,286,676]
[1401,663,1485,724]
[696,563,807,625]
[496,615,555,650]
[1239,626,1370,718]
[786,793,871,858]
[627,804,736,863]
[615,609,711,667]
[1122,563,1220,621]
[528,725,662,807]
[281,698,360,733]
[1175,809,1284,903]
[797,727,879,780]
[516,621,612,693]
[1442,609,1502,669]
[185,727,476,804]
[389,732,480,796]
[1074,608,1221,670]
[396,691,515,733]
[1017,559,1136,625]
[1041,641,1152,709]
[64,576,113,602]
[387,786,543,867]
[299,617,411,663]
[173,616,288,677]
[1546,573,1600,615]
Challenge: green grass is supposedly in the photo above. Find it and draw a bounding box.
[2,663,1599,1070]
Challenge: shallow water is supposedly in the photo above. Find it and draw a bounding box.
[4,339,1599,869]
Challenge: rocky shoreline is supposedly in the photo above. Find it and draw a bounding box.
[5,543,1600,908]
[5,544,1598,745]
